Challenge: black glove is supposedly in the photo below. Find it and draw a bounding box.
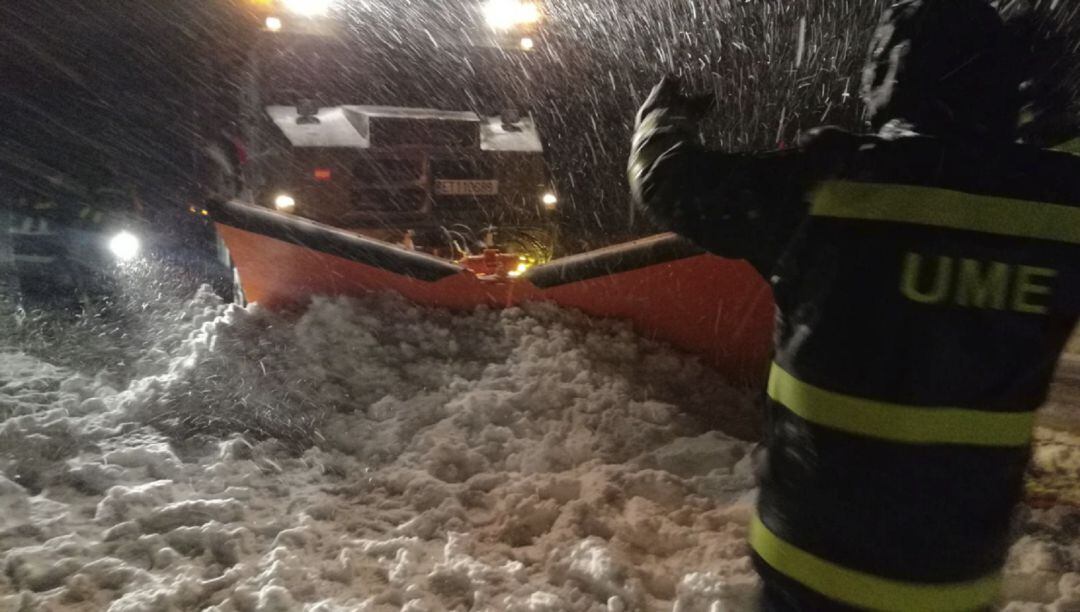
[635,75,717,127]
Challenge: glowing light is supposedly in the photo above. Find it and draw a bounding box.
[265,16,283,31]
[109,232,141,261]
[282,0,332,16]
[275,194,297,211]
[483,0,540,30]
[519,37,535,51]
[541,192,558,209]
[508,261,530,278]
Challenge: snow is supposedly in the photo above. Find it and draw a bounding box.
[480,116,544,153]
[267,106,371,148]
[0,288,1077,611]
[267,104,544,153]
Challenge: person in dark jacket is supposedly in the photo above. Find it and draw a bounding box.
[629,1,1080,610]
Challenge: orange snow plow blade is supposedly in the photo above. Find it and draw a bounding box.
[212,200,775,385]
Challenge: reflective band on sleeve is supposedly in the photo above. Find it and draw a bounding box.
[768,363,1035,447]
[811,181,1080,246]
[750,515,1002,612]
[1053,138,1080,155]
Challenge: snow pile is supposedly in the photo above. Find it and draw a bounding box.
[0,352,71,422]
[0,292,761,611]
[0,289,1077,611]
[1032,430,1080,481]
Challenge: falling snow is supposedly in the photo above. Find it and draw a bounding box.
[3,1,1080,610]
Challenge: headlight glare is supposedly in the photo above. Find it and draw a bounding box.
[274,194,297,211]
[109,232,141,261]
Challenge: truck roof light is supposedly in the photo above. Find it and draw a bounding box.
[282,0,332,17]
[483,0,541,30]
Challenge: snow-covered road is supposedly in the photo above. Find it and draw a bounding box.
[1,289,1078,611]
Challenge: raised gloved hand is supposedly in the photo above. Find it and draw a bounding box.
[629,76,716,232]
[635,75,716,129]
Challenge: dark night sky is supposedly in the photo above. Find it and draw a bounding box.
[0,0,248,207]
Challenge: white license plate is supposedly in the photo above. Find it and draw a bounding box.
[434,180,499,196]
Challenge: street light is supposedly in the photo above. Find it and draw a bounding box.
[265,16,283,31]
[519,37,535,51]
[483,0,541,30]
[542,192,558,210]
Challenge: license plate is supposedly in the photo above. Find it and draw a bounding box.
[434,180,499,196]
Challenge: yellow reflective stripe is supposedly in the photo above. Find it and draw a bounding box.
[750,515,1001,612]
[811,180,1080,246]
[768,363,1034,447]
[1053,138,1080,155]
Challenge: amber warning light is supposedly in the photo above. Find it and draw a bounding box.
[314,168,332,181]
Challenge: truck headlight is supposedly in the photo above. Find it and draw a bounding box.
[109,232,141,261]
[274,194,297,211]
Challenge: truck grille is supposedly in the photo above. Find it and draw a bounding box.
[370,118,478,148]
[431,158,495,181]
[352,188,428,213]
[355,157,423,187]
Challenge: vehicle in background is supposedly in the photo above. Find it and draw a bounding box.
[1,177,145,311]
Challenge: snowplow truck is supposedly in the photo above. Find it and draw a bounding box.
[210,0,777,386]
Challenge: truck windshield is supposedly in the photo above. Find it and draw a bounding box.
[255,27,511,113]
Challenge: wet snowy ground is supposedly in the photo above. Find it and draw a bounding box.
[0,288,1078,611]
